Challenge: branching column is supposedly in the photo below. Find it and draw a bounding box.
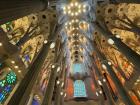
[94,46,135,105]
[92,59,115,105]
[41,42,65,105]
[54,49,66,105]
[7,22,57,105]
[94,23,140,72]
[0,0,47,25]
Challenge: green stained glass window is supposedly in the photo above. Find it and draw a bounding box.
[0,80,6,87]
[6,72,17,84]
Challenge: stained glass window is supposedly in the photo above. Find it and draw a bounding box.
[0,71,17,103]
[0,80,6,87]
[74,80,87,97]
[6,71,17,84]
[72,63,84,73]
[0,93,5,102]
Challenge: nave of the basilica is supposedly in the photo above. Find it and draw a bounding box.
[0,0,140,105]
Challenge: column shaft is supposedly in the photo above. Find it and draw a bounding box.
[94,23,140,71]
[7,22,57,105]
[54,86,61,105]
[41,44,64,105]
[93,62,115,105]
[94,47,135,105]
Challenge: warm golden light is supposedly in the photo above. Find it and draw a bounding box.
[62,2,88,16]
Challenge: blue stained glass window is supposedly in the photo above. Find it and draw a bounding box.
[72,63,83,73]
[0,93,5,102]
[32,99,39,105]
[74,80,87,97]
[25,54,30,61]
[0,71,17,103]
[4,85,11,93]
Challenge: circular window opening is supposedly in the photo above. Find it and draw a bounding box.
[102,40,105,43]
[42,15,46,19]
[75,51,78,54]
[75,55,78,58]
[106,21,109,24]
[75,59,78,62]
[114,31,117,33]
[32,16,35,20]
[53,14,56,18]
[108,8,112,13]
[52,50,55,53]
[120,8,123,11]
[94,32,98,35]
[46,26,48,29]
[97,10,100,14]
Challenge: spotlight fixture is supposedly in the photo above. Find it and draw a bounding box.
[60,92,64,96]
[44,40,48,44]
[52,65,55,69]
[57,67,61,72]
[18,70,21,73]
[11,61,15,64]
[50,42,55,49]
[14,66,19,69]
[108,38,114,45]
[96,92,99,96]
[102,64,107,69]
[116,34,121,38]
[57,80,60,85]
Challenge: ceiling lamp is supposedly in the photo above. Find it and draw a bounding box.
[11,61,15,64]
[18,70,21,73]
[78,4,81,9]
[75,2,78,6]
[62,2,88,16]
[83,9,86,13]
[72,19,75,23]
[83,4,87,8]
[78,9,81,13]
[0,42,3,47]
[68,10,71,14]
[68,6,71,10]
[14,66,19,69]
[70,3,74,7]
[75,12,78,16]
[75,19,79,22]
[71,13,74,16]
